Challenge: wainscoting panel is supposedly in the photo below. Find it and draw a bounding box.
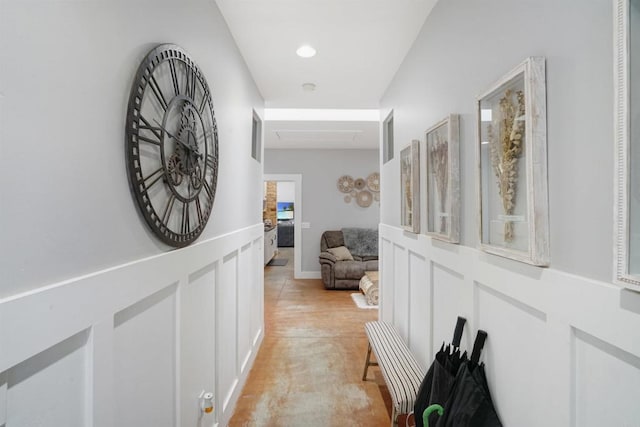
[380,223,640,426]
[5,330,90,427]
[573,328,640,427]
[0,224,264,427]
[218,251,239,416]
[407,251,429,367]
[237,244,252,374]
[431,262,468,357]
[380,237,395,324]
[250,238,264,348]
[393,244,409,339]
[475,281,548,426]
[181,263,216,427]
[114,284,178,427]
[0,375,5,427]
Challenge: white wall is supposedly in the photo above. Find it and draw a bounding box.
[380,0,640,425]
[0,1,264,426]
[276,181,295,203]
[265,149,379,274]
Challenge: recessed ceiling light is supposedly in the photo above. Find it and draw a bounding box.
[302,82,316,92]
[296,45,316,58]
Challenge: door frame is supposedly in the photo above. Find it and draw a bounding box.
[263,174,303,279]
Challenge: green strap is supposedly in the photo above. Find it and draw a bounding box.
[422,404,444,427]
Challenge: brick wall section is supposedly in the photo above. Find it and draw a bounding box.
[264,181,277,226]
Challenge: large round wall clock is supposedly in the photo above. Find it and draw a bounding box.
[125,44,219,247]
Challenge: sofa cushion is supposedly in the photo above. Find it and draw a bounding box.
[364,260,379,271]
[342,228,378,257]
[327,246,354,261]
[321,230,345,251]
[334,261,365,280]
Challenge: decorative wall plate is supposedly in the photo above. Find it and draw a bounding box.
[367,172,380,192]
[344,195,352,203]
[337,175,354,193]
[356,190,373,207]
[354,178,366,190]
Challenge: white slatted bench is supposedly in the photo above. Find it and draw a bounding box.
[362,321,425,427]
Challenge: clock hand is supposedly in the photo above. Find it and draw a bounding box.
[153,119,194,152]
[153,119,202,158]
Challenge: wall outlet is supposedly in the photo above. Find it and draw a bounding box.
[199,390,214,414]
[301,222,311,229]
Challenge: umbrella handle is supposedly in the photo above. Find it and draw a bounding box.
[422,404,444,427]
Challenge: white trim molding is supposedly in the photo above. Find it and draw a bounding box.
[264,173,304,279]
[613,0,640,291]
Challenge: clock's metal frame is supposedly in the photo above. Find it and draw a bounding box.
[125,44,219,247]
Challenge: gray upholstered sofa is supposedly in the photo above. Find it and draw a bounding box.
[319,228,378,290]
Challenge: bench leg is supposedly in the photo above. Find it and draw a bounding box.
[362,343,378,381]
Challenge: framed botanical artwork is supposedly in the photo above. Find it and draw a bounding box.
[614,0,640,291]
[401,140,420,233]
[476,57,549,266]
[425,114,460,243]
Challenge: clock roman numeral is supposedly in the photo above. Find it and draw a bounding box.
[185,66,197,100]
[198,92,208,115]
[137,116,163,146]
[148,75,168,111]
[137,135,161,146]
[203,180,213,199]
[205,154,217,170]
[140,167,165,191]
[181,202,190,234]
[195,197,204,225]
[169,59,180,96]
[162,194,176,225]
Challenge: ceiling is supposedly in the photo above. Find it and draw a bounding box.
[264,119,380,150]
[214,0,438,148]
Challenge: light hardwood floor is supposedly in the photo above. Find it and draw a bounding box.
[228,247,391,426]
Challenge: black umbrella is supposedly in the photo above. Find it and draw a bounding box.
[434,330,502,427]
[412,317,468,427]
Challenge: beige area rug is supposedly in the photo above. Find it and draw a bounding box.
[351,293,378,310]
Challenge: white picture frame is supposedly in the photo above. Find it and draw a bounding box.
[401,140,420,233]
[476,57,549,266]
[425,114,460,243]
[614,0,640,291]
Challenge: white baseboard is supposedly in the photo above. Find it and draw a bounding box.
[296,271,322,279]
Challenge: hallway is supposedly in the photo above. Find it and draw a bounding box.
[229,248,390,426]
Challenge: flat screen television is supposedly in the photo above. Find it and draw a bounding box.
[277,202,294,220]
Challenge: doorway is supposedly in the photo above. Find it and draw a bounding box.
[263,174,302,278]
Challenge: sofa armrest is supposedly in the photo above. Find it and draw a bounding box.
[319,252,337,264]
